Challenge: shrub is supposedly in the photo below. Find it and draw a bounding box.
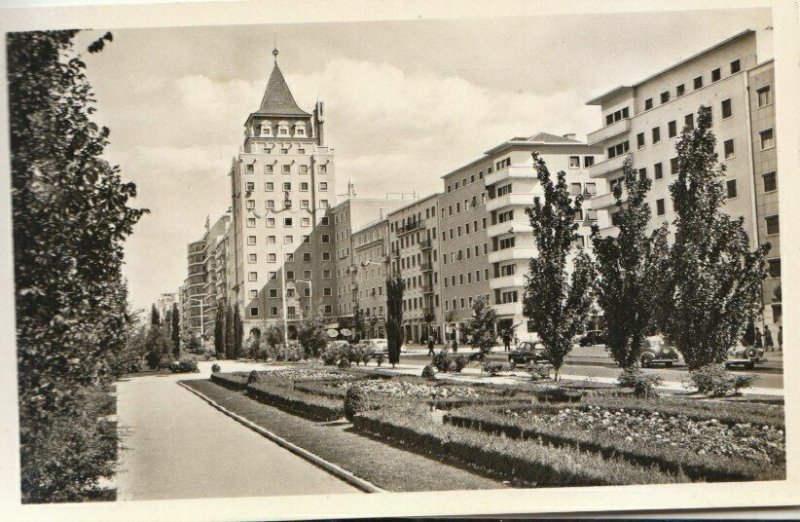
[343,384,376,421]
[321,345,341,365]
[421,364,437,379]
[211,363,221,373]
[432,349,452,372]
[482,361,512,376]
[529,362,553,381]
[247,370,261,385]
[689,364,758,397]
[617,366,663,398]
[451,355,468,373]
[337,358,352,369]
[168,358,199,373]
[360,346,375,366]
[375,352,385,366]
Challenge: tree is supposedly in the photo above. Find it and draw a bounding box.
[214,305,225,358]
[145,326,173,369]
[264,325,284,349]
[150,303,161,326]
[296,318,328,358]
[10,30,146,502]
[353,306,365,340]
[233,304,244,358]
[224,304,235,359]
[523,153,595,380]
[655,105,770,369]
[459,296,498,357]
[170,302,180,357]
[385,275,405,367]
[591,158,666,368]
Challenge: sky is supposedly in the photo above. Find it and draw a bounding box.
[73,7,773,312]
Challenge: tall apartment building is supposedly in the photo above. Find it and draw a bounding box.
[483,134,603,333]
[351,217,392,337]
[333,196,410,322]
[586,29,780,329]
[229,49,335,336]
[155,292,177,320]
[182,214,230,340]
[388,193,442,343]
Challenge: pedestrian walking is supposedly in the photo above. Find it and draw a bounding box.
[427,335,435,356]
[451,338,458,353]
[502,331,511,352]
[754,327,763,348]
[778,326,783,351]
[764,325,774,352]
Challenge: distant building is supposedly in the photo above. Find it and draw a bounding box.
[586,29,780,329]
[351,217,392,338]
[154,293,177,320]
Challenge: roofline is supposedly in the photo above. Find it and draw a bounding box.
[352,217,389,236]
[386,192,441,217]
[586,29,756,106]
[332,196,413,211]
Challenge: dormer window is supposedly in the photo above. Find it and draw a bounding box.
[294,124,306,137]
[260,122,273,136]
[278,121,290,136]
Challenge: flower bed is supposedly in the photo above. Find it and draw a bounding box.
[445,402,785,482]
[352,404,689,487]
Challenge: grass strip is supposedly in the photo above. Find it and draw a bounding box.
[445,405,784,482]
[353,404,690,487]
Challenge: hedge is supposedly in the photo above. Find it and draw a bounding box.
[444,405,784,482]
[210,372,249,391]
[353,404,689,487]
[246,381,344,421]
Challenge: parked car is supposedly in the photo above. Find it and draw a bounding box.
[639,335,680,368]
[578,330,607,347]
[726,343,766,370]
[508,339,548,367]
[328,340,350,350]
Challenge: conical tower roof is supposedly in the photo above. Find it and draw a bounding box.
[257,61,310,117]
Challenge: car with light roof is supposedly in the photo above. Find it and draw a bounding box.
[725,343,766,370]
[639,335,680,368]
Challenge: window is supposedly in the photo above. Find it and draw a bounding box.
[586,209,598,221]
[766,215,780,236]
[585,182,597,195]
[606,141,629,159]
[301,199,309,209]
[266,217,275,227]
[644,98,653,110]
[301,217,310,227]
[303,252,311,262]
[670,157,679,175]
[676,84,685,97]
[322,234,330,243]
[266,200,275,209]
[245,182,255,192]
[730,59,741,74]
[570,182,582,196]
[763,171,777,192]
[250,307,259,317]
[268,253,276,263]
[281,164,291,174]
[246,164,254,174]
[267,235,276,244]
[652,126,661,144]
[668,120,677,138]
[249,289,258,299]
[724,139,735,159]
[760,129,774,150]
[660,91,670,103]
[322,252,331,261]
[584,156,594,168]
[685,113,694,130]
[300,165,308,174]
[265,164,274,174]
[757,86,771,107]
[319,182,328,191]
[726,179,738,198]
[694,76,703,89]
[721,99,732,119]
[284,217,293,226]
[247,252,258,264]
[283,182,292,191]
[711,68,721,82]
[569,156,580,168]
[299,182,309,191]
[656,199,665,216]
[320,216,329,225]
[638,168,647,181]
[246,199,255,209]
[650,162,662,180]
[247,218,256,228]
[265,182,274,191]
[248,271,257,282]
[768,258,781,278]
[636,133,645,149]
[247,235,256,245]
[319,164,327,173]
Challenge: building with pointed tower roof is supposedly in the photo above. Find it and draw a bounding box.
[228,47,336,339]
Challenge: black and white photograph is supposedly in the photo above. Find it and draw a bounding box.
[1,0,799,519]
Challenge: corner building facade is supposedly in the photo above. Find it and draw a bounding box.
[586,30,781,329]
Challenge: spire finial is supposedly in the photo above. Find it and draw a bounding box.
[272,34,279,62]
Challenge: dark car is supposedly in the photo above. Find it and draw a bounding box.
[508,339,547,367]
[726,343,766,370]
[579,330,607,347]
[639,336,680,368]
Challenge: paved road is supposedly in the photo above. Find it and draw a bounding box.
[115,365,359,500]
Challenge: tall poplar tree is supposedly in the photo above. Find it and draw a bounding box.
[224,304,235,359]
[523,153,594,380]
[170,302,180,356]
[214,306,224,358]
[657,105,770,369]
[385,276,405,367]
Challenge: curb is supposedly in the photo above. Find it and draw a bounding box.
[177,381,384,494]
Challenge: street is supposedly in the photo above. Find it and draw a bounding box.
[115,365,359,500]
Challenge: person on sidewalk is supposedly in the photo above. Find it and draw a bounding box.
[754,327,763,349]
[764,325,774,352]
[427,335,436,356]
[778,325,783,351]
[451,338,458,353]
[502,331,512,352]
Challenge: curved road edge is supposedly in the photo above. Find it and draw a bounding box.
[177,381,384,494]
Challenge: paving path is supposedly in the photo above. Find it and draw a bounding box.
[115,364,359,500]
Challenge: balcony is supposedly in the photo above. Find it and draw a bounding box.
[485,165,534,187]
[420,261,433,272]
[419,239,431,250]
[589,153,629,179]
[595,225,620,239]
[486,193,533,213]
[487,221,532,238]
[396,220,425,236]
[488,246,538,264]
[421,283,434,294]
[489,274,527,290]
[587,119,631,146]
[590,191,623,211]
[492,301,523,318]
